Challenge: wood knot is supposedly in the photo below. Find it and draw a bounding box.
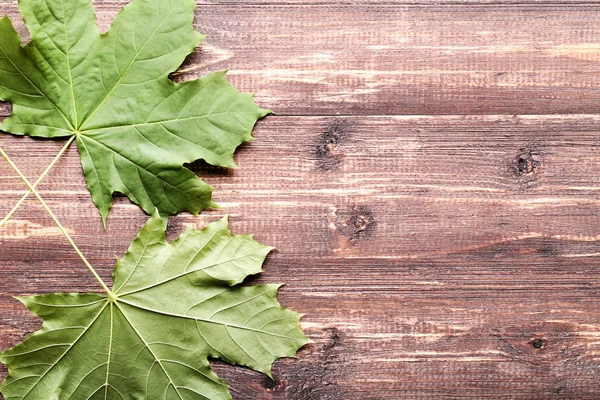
[511,148,541,191]
[325,327,341,350]
[514,150,540,176]
[263,377,278,390]
[315,119,349,171]
[335,205,375,241]
[529,338,546,349]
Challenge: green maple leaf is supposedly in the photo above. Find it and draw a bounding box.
[0,0,269,225]
[0,213,308,399]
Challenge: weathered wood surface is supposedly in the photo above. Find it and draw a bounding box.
[2,1,600,399]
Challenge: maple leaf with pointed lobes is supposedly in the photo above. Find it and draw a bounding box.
[0,0,270,226]
[0,213,309,399]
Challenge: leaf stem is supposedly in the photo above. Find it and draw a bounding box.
[0,135,76,228]
[0,144,113,296]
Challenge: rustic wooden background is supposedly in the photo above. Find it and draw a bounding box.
[2,1,600,399]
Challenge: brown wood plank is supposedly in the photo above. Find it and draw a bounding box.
[1,116,600,398]
[4,2,600,115]
[3,0,600,398]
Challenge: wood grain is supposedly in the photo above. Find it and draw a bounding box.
[5,2,600,116]
[2,1,600,399]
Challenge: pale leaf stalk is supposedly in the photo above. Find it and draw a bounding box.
[0,145,113,297]
[0,135,76,228]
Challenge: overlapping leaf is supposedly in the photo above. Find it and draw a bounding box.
[0,0,269,225]
[0,213,308,399]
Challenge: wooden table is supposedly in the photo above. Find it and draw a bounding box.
[2,1,600,398]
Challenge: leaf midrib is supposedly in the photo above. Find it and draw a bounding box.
[78,134,208,200]
[60,0,79,127]
[114,302,185,400]
[118,297,297,340]
[103,302,114,400]
[78,0,185,131]
[117,249,265,297]
[80,111,246,133]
